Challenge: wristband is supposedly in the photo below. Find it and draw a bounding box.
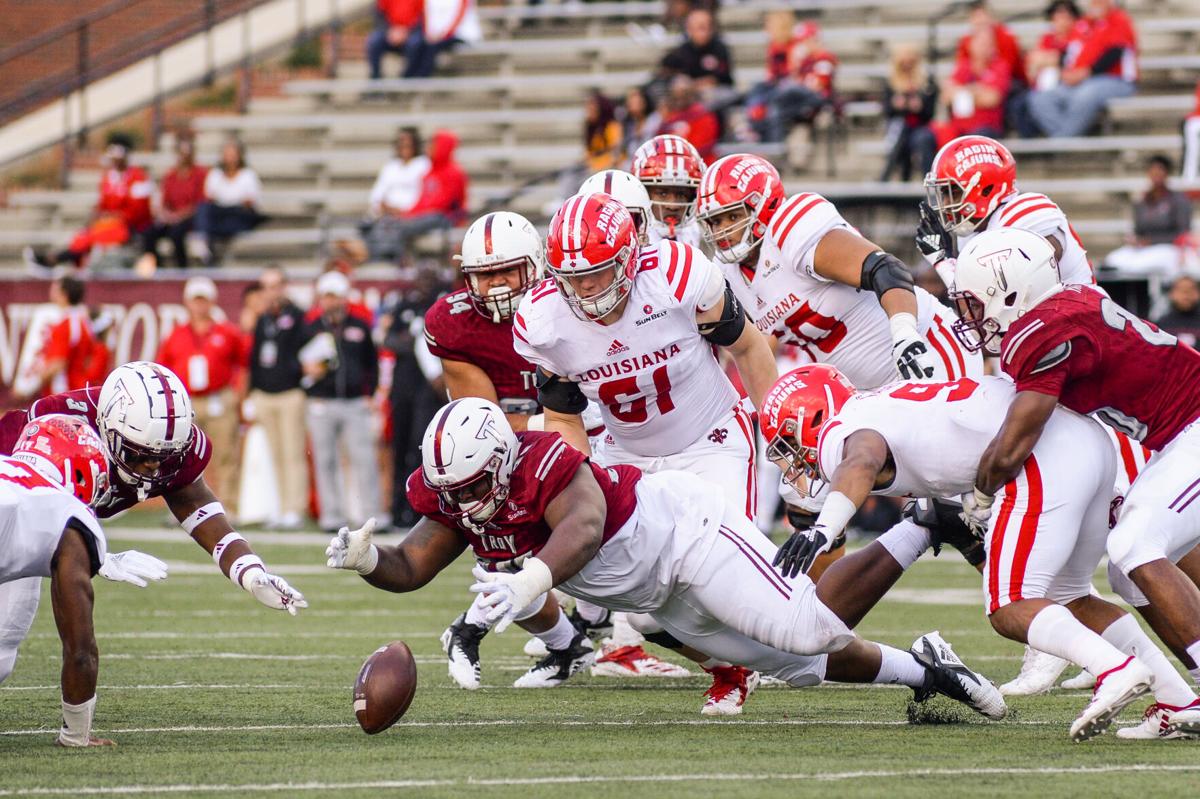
[971,486,995,510]
[357,545,380,576]
[181,502,226,534]
[518,557,555,596]
[212,532,247,567]
[812,491,859,540]
[229,554,266,589]
[887,312,920,342]
[57,695,96,747]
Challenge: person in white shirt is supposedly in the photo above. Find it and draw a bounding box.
[364,128,431,258]
[194,138,266,265]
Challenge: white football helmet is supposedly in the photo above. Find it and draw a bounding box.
[454,211,545,323]
[96,361,195,494]
[422,398,519,530]
[578,169,653,245]
[949,228,1062,355]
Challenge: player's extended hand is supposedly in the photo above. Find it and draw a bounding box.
[468,559,553,633]
[773,524,834,579]
[916,201,957,266]
[97,550,169,588]
[325,518,379,575]
[246,571,308,616]
[891,330,938,380]
[960,487,995,536]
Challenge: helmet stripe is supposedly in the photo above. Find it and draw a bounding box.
[482,213,496,255]
[603,171,614,195]
[430,400,460,471]
[566,194,588,252]
[148,365,176,441]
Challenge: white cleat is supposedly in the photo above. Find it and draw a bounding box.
[910,631,1007,720]
[591,644,692,678]
[1070,656,1154,742]
[1000,646,1070,696]
[440,614,486,691]
[700,666,759,716]
[523,636,549,658]
[1116,701,1200,740]
[1060,669,1097,690]
[512,633,594,688]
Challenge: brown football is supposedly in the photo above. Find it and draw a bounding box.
[353,641,417,734]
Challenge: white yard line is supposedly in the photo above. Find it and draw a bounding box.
[1,765,1195,795]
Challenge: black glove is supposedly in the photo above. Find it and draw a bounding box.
[916,201,957,266]
[773,525,832,579]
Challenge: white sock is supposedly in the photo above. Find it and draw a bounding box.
[874,643,928,688]
[610,612,646,648]
[535,610,577,651]
[1101,614,1197,707]
[1026,604,1128,677]
[575,599,608,625]
[876,519,932,571]
[1190,666,1200,688]
[701,658,733,670]
[464,594,489,627]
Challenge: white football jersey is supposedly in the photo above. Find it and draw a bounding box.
[647,218,703,251]
[722,192,942,390]
[514,240,739,458]
[957,191,1094,286]
[0,457,106,584]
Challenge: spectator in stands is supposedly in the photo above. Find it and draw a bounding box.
[365,130,466,264]
[142,133,208,269]
[301,270,382,533]
[1154,273,1200,347]
[1028,0,1137,138]
[248,265,309,530]
[17,276,109,400]
[655,76,720,162]
[1014,0,1085,136]
[368,128,429,219]
[25,133,152,270]
[1182,81,1200,181]
[931,28,1011,147]
[1105,155,1193,276]
[658,8,734,101]
[618,87,660,162]
[584,90,623,172]
[957,1,1027,88]
[880,43,938,181]
[194,138,266,266]
[747,21,837,143]
[157,276,248,518]
[367,0,445,80]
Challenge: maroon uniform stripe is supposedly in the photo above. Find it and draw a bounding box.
[149,365,176,441]
[483,213,496,255]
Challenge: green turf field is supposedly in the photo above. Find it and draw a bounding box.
[2,514,1198,798]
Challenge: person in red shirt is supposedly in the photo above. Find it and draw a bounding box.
[956,1,1027,87]
[1028,0,1137,138]
[26,133,153,270]
[655,76,720,161]
[17,276,108,400]
[932,28,1012,148]
[748,21,838,143]
[143,133,208,268]
[366,0,446,80]
[157,276,248,517]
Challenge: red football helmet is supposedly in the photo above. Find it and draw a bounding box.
[545,191,640,321]
[924,135,1017,236]
[759,365,855,483]
[695,153,786,265]
[11,414,109,506]
[631,134,705,238]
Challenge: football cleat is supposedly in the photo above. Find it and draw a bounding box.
[440,613,488,690]
[700,666,760,716]
[1116,701,1200,740]
[1061,669,1097,690]
[513,632,595,688]
[910,631,1007,720]
[1070,656,1154,742]
[523,636,549,658]
[591,644,692,678]
[1000,646,1070,696]
[568,606,615,643]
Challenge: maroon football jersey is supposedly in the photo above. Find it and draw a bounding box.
[0,387,212,517]
[406,430,640,566]
[1001,285,1200,450]
[423,289,540,415]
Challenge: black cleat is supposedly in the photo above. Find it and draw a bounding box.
[910,631,1007,720]
[439,612,488,690]
[513,632,595,688]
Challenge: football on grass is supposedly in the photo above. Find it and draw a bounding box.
[353,641,417,734]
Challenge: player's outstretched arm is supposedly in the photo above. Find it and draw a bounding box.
[331,516,467,593]
[699,289,778,411]
[166,478,307,615]
[975,390,1058,495]
[50,524,113,748]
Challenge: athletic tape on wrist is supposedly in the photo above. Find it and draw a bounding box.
[58,695,96,747]
[211,532,247,567]
[229,554,266,589]
[180,502,226,534]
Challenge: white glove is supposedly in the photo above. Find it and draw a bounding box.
[468,559,554,633]
[98,550,169,588]
[889,312,937,380]
[325,518,379,575]
[245,571,308,616]
[960,487,995,536]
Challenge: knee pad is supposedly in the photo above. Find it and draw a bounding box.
[512,591,549,622]
[1107,511,1169,576]
[1107,559,1149,608]
[642,629,684,650]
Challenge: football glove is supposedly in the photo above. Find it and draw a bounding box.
[890,313,937,379]
[246,571,308,616]
[468,559,553,633]
[773,524,834,579]
[325,518,379,575]
[960,487,995,537]
[916,201,957,266]
[97,550,169,588]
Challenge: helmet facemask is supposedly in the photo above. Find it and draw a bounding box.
[766,418,822,487]
[924,173,986,237]
[699,199,763,265]
[427,454,510,530]
[948,287,1007,356]
[463,257,537,323]
[549,247,634,322]
[104,428,192,495]
[645,182,698,239]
